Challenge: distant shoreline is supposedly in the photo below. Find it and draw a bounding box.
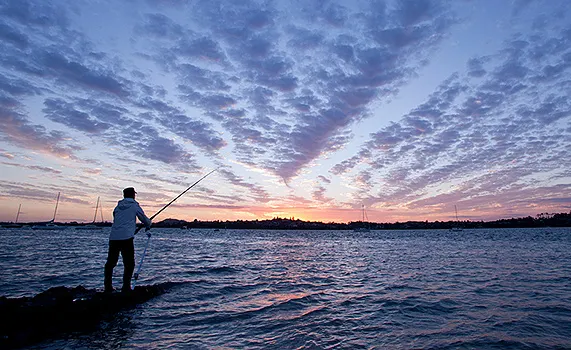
[3,212,570,230]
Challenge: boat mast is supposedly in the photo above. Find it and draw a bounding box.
[52,192,60,222]
[454,205,459,222]
[92,196,100,223]
[15,204,21,223]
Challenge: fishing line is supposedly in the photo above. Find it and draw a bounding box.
[132,168,218,288]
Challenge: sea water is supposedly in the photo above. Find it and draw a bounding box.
[0,227,570,349]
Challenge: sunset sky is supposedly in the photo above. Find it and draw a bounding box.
[1,0,570,224]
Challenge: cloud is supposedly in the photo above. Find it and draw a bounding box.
[1,0,569,222]
[0,150,15,159]
[177,36,227,62]
[134,96,227,154]
[332,19,571,212]
[1,161,61,174]
[39,51,129,97]
[177,64,232,91]
[43,98,112,134]
[286,26,324,50]
[0,1,232,173]
[0,22,29,48]
[131,0,457,181]
[83,167,102,175]
[0,0,69,29]
[0,72,41,97]
[138,136,188,163]
[466,57,488,78]
[0,99,77,158]
[312,185,329,202]
[317,175,331,184]
[217,167,270,203]
[136,13,184,39]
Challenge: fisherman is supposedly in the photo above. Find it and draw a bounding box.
[104,187,152,293]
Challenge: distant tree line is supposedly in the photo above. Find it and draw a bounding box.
[149,211,571,230]
[7,211,570,230]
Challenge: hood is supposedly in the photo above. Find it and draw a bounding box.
[116,198,138,210]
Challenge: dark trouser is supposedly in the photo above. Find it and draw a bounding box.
[104,238,135,292]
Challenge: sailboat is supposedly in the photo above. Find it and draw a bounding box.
[76,197,103,230]
[353,204,371,232]
[2,204,23,228]
[32,192,62,230]
[450,205,463,232]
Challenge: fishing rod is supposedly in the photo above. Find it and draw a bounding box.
[132,168,218,287]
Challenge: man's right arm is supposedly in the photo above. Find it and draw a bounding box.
[136,206,152,230]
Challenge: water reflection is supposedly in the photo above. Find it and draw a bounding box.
[1,228,571,348]
[36,312,136,349]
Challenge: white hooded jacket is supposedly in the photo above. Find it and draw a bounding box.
[109,198,152,240]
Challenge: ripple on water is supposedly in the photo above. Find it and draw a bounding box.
[1,227,571,349]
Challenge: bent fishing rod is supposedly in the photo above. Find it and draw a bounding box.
[132,168,218,287]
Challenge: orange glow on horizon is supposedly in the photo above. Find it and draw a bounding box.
[0,197,566,224]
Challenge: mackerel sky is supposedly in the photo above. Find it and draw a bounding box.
[0,0,570,224]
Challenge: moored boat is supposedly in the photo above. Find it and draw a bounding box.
[2,204,23,228]
[31,222,62,230]
[75,196,104,230]
[353,204,371,232]
[450,205,463,232]
[32,192,62,230]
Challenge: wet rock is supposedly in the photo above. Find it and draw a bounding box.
[0,282,182,349]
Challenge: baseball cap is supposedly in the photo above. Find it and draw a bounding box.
[123,187,137,197]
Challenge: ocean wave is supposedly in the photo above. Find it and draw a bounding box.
[2,228,571,348]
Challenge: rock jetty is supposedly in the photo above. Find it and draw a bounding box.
[0,282,181,349]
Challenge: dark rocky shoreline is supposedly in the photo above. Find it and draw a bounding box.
[0,282,181,349]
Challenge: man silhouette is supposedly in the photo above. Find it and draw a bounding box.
[104,187,151,293]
